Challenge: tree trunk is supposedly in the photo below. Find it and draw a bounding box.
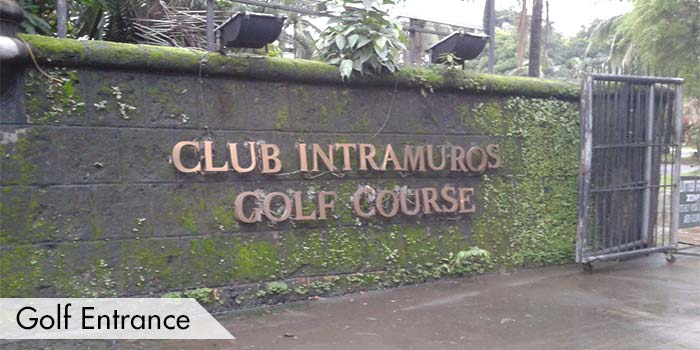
[515,0,528,74]
[540,1,550,74]
[528,0,543,77]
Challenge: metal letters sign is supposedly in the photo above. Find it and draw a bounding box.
[170,141,501,223]
[680,176,700,229]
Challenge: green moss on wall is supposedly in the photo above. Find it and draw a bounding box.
[186,236,237,286]
[21,34,87,62]
[182,234,281,287]
[60,255,118,298]
[180,208,197,233]
[233,238,279,281]
[25,69,84,125]
[404,225,440,267]
[471,97,579,267]
[326,227,365,272]
[365,225,405,270]
[5,35,581,307]
[122,240,181,292]
[19,35,578,100]
[280,230,326,276]
[0,135,37,186]
[147,84,185,117]
[318,89,352,125]
[0,245,52,297]
[0,188,55,244]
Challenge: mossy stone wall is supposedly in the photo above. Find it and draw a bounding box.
[0,35,579,309]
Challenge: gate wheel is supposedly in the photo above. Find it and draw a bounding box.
[665,254,676,264]
[582,263,594,273]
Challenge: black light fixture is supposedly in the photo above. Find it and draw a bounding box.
[215,12,286,51]
[426,32,489,64]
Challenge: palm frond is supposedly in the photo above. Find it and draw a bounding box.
[584,14,622,58]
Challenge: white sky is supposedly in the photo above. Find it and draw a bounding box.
[397,0,633,37]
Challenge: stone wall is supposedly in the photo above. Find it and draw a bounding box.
[0,35,580,309]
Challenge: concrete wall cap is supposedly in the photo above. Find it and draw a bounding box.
[17,34,579,101]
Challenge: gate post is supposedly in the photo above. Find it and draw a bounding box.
[671,85,683,246]
[576,73,593,263]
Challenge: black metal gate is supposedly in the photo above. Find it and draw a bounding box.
[576,72,683,267]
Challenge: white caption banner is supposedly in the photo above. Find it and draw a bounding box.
[0,298,234,340]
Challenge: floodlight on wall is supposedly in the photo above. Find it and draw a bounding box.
[215,12,286,50]
[426,32,489,64]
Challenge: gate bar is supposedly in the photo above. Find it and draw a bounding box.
[588,239,648,256]
[591,74,684,85]
[641,85,654,242]
[593,142,676,149]
[583,247,671,263]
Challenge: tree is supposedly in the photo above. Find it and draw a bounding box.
[514,0,528,73]
[587,0,700,97]
[464,12,612,81]
[527,0,542,77]
[17,0,168,41]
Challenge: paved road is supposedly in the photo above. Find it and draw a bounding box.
[221,254,700,350]
[6,252,699,350]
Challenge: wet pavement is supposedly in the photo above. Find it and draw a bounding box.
[4,251,699,350]
[139,251,699,350]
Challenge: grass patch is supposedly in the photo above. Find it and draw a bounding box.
[661,169,700,186]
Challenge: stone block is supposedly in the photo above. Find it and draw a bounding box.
[143,74,203,128]
[0,126,57,185]
[90,184,152,240]
[52,127,123,184]
[83,70,146,126]
[120,128,176,183]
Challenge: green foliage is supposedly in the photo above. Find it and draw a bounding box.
[315,0,406,79]
[310,280,335,294]
[588,0,700,97]
[437,52,462,70]
[161,291,182,298]
[265,281,291,295]
[162,287,218,305]
[17,0,53,35]
[471,98,579,267]
[437,248,493,275]
[185,287,215,304]
[18,0,158,42]
[256,281,291,297]
[293,285,309,295]
[463,21,608,82]
[687,123,700,159]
